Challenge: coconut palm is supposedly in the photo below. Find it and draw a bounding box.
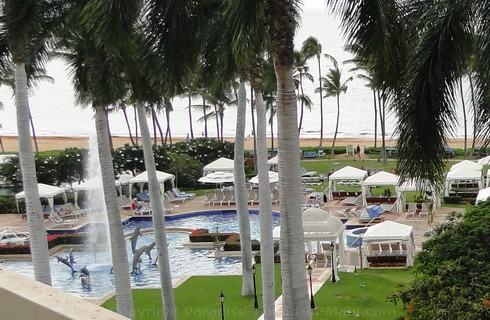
[293,50,314,134]
[301,36,324,147]
[263,1,312,318]
[318,55,353,157]
[2,0,69,286]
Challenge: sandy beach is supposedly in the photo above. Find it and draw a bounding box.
[0,135,468,153]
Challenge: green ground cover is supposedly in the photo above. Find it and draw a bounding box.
[102,267,412,320]
[103,264,282,320]
[312,269,414,319]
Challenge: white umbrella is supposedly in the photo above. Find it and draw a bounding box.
[198,171,235,184]
[249,171,279,184]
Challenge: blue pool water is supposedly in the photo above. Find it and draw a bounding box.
[0,211,280,298]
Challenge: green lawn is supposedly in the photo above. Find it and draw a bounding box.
[103,267,413,320]
[102,264,282,320]
[312,269,413,319]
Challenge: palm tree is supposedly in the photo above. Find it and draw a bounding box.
[293,50,314,134]
[301,37,324,147]
[58,4,136,317]
[263,1,312,318]
[318,55,353,157]
[2,0,68,286]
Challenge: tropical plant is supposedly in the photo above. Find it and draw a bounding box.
[293,50,314,134]
[391,205,490,319]
[318,54,353,157]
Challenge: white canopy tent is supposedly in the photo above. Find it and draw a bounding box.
[72,176,103,208]
[15,183,67,213]
[476,187,490,204]
[328,166,367,199]
[268,156,278,172]
[361,221,415,268]
[128,171,175,198]
[361,171,400,206]
[444,167,483,196]
[395,179,441,213]
[450,159,483,172]
[202,157,234,175]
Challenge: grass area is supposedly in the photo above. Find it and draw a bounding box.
[102,267,413,320]
[312,269,414,319]
[102,264,283,320]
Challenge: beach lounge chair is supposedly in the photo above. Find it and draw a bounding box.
[164,191,186,204]
[53,208,81,220]
[118,195,133,209]
[49,214,78,228]
[221,190,234,205]
[419,202,429,218]
[337,205,362,218]
[271,189,280,205]
[172,188,196,200]
[212,190,225,205]
[62,203,87,216]
[301,167,318,177]
[203,190,216,205]
[405,203,417,218]
[133,206,152,215]
[248,189,259,205]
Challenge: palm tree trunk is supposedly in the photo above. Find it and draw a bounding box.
[235,79,254,295]
[137,104,176,319]
[373,89,378,148]
[219,105,224,143]
[378,91,387,165]
[104,108,114,150]
[276,66,311,320]
[255,88,275,319]
[15,63,52,286]
[0,135,4,152]
[459,78,467,158]
[469,76,477,158]
[94,104,134,318]
[188,96,194,139]
[298,77,305,134]
[250,89,258,170]
[28,108,39,153]
[134,105,139,145]
[214,105,220,140]
[203,97,208,138]
[331,94,341,157]
[270,115,275,155]
[318,56,323,148]
[122,106,136,146]
[152,108,158,147]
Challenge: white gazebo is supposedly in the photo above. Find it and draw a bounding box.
[328,166,368,199]
[450,159,483,172]
[361,171,400,206]
[72,176,103,208]
[202,157,234,175]
[15,183,67,213]
[395,179,441,213]
[444,167,483,196]
[128,171,175,197]
[361,221,415,268]
[302,208,346,280]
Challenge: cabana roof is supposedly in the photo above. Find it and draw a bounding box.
[362,221,413,242]
[446,167,482,180]
[15,183,66,199]
[203,157,234,174]
[363,171,399,186]
[329,166,367,181]
[450,159,483,172]
[302,208,345,241]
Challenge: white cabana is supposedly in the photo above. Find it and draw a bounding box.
[249,171,279,184]
[361,171,400,206]
[268,156,279,172]
[361,221,415,268]
[72,176,103,208]
[202,157,234,175]
[396,179,441,213]
[328,166,367,199]
[444,167,483,196]
[302,208,346,280]
[129,171,175,198]
[198,171,235,184]
[15,183,67,213]
[476,187,490,204]
[478,155,490,165]
[450,160,483,172]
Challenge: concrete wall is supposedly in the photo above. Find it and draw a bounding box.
[0,268,128,320]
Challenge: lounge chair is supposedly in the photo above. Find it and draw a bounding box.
[221,190,234,205]
[62,203,87,216]
[212,190,225,205]
[203,190,216,205]
[53,208,81,220]
[337,205,362,218]
[419,202,429,218]
[405,203,417,218]
[271,189,280,205]
[301,167,318,177]
[247,189,259,205]
[133,206,152,215]
[172,188,196,200]
[164,191,186,204]
[118,195,133,209]
[49,215,78,228]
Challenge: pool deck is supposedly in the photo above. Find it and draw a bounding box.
[0,196,465,319]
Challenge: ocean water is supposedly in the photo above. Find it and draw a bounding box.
[0,7,468,140]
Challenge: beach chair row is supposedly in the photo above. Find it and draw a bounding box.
[369,242,408,255]
[331,191,361,200]
[366,255,407,268]
[203,189,280,206]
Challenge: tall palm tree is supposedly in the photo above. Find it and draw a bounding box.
[301,37,324,147]
[293,50,314,134]
[318,55,353,157]
[263,1,312,318]
[2,0,69,286]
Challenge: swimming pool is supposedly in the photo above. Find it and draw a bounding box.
[0,210,280,298]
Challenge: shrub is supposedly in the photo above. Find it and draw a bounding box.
[223,237,261,251]
[0,196,19,214]
[444,196,463,204]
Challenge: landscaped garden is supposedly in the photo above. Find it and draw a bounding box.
[102,266,413,320]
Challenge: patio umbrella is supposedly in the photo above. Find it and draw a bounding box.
[198,171,235,184]
[249,171,279,184]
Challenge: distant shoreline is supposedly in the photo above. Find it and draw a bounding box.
[0,135,468,153]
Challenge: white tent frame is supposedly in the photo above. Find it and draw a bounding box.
[361,221,415,268]
[128,170,175,198]
[395,179,441,214]
[327,166,367,199]
[361,171,400,206]
[444,167,483,196]
[202,157,234,175]
[15,183,67,213]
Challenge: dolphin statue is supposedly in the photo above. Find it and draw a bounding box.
[129,226,142,253]
[68,248,76,266]
[146,241,156,262]
[80,265,90,277]
[131,245,148,274]
[56,255,75,274]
